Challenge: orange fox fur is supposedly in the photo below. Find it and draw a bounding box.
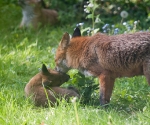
[55,27,150,106]
[25,64,79,107]
[18,0,58,29]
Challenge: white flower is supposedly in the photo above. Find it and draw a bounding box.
[78,22,84,26]
[87,30,90,35]
[120,11,128,18]
[95,17,101,23]
[134,21,138,25]
[123,22,127,25]
[71,97,77,103]
[88,3,94,8]
[84,5,87,8]
[84,8,90,13]
[76,22,84,27]
[111,25,115,28]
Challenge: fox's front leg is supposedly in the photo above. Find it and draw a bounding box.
[99,72,115,106]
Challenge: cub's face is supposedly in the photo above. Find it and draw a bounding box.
[55,33,71,73]
[41,64,70,88]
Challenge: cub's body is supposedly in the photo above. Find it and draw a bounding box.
[55,28,150,105]
[25,64,79,107]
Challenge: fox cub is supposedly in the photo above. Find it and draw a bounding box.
[18,0,58,29]
[55,27,150,106]
[25,64,79,107]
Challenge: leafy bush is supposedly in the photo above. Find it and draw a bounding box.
[68,71,99,104]
[3,0,150,29]
[95,0,150,30]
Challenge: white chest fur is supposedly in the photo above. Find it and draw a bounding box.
[21,6,34,27]
[81,69,94,77]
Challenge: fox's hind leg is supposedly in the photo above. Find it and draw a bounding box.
[143,59,150,85]
[99,72,115,106]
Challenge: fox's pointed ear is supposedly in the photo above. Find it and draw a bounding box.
[60,32,70,49]
[72,27,81,38]
[42,64,49,74]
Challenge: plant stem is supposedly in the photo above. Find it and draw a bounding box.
[74,102,80,125]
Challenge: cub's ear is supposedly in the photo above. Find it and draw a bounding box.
[42,64,49,75]
[60,32,70,49]
[72,27,81,38]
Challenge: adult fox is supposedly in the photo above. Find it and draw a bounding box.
[25,64,79,107]
[18,0,58,29]
[55,27,150,106]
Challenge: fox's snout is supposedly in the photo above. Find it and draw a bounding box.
[55,65,69,74]
[55,66,63,73]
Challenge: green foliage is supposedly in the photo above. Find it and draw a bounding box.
[82,0,102,35]
[68,71,99,104]
[99,0,150,29]
[3,0,150,29]
[51,0,84,24]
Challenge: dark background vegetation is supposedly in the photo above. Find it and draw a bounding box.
[1,0,150,29]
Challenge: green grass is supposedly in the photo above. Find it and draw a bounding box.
[0,2,150,125]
